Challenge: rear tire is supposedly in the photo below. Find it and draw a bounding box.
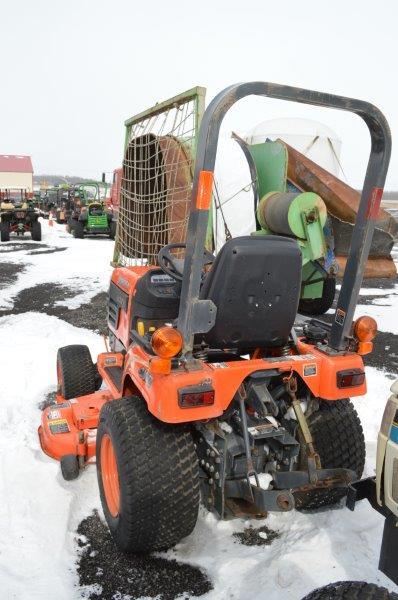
[109,220,117,239]
[60,454,79,480]
[302,581,398,600]
[68,218,78,235]
[298,277,336,316]
[96,396,199,553]
[57,344,97,400]
[0,222,10,242]
[73,221,85,238]
[31,221,42,241]
[295,399,365,510]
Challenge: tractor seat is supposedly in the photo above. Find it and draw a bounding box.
[89,205,103,216]
[199,235,301,349]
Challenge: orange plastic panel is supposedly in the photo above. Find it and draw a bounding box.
[196,171,214,210]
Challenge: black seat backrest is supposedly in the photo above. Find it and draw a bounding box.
[200,235,301,349]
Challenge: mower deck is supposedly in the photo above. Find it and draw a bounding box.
[39,389,112,462]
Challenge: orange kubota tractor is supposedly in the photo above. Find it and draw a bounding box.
[39,82,391,553]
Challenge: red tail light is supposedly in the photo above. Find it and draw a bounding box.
[178,385,215,408]
[337,369,365,388]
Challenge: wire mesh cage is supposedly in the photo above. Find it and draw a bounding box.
[114,87,206,266]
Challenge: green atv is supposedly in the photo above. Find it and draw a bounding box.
[68,201,116,239]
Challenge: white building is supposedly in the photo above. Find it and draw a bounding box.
[0,155,34,192]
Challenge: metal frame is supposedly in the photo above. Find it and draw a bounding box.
[123,86,206,151]
[177,82,391,353]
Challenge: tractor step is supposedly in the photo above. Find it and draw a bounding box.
[103,366,123,391]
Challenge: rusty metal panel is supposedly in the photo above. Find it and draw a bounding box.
[286,141,398,239]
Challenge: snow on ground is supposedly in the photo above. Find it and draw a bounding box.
[353,297,398,335]
[0,219,398,600]
[0,312,104,600]
[0,220,113,311]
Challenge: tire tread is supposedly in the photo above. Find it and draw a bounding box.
[97,397,199,553]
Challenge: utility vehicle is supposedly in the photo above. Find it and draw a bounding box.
[48,186,86,223]
[301,379,398,598]
[39,82,391,553]
[348,377,398,587]
[66,182,116,238]
[68,200,116,238]
[0,189,41,241]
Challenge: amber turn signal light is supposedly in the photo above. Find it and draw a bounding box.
[151,327,183,359]
[354,316,377,342]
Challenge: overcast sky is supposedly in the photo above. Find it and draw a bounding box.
[0,0,397,188]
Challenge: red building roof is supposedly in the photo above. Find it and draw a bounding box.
[0,155,33,173]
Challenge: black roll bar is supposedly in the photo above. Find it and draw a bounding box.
[177,82,391,354]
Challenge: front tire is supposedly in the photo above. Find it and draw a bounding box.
[31,221,42,241]
[73,221,85,238]
[96,396,199,553]
[109,221,117,239]
[0,222,10,242]
[68,218,78,235]
[57,344,97,400]
[60,454,79,480]
[295,399,365,510]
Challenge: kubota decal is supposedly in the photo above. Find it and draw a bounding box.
[47,409,61,420]
[304,364,317,377]
[117,276,130,290]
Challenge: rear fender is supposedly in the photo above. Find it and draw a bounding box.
[123,342,367,424]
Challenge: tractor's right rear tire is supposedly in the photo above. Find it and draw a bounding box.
[73,221,85,239]
[57,344,97,400]
[302,581,398,599]
[298,277,336,316]
[96,396,199,553]
[31,221,42,241]
[0,222,10,242]
[295,399,365,510]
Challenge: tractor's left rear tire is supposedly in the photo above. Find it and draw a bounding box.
[298,277,336,316]
[295,399,365,510]
[96,396,199,553]
[302,581,398,600]
[31,221,42,241]
[60,454,79,480]
[57,345,97,400]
